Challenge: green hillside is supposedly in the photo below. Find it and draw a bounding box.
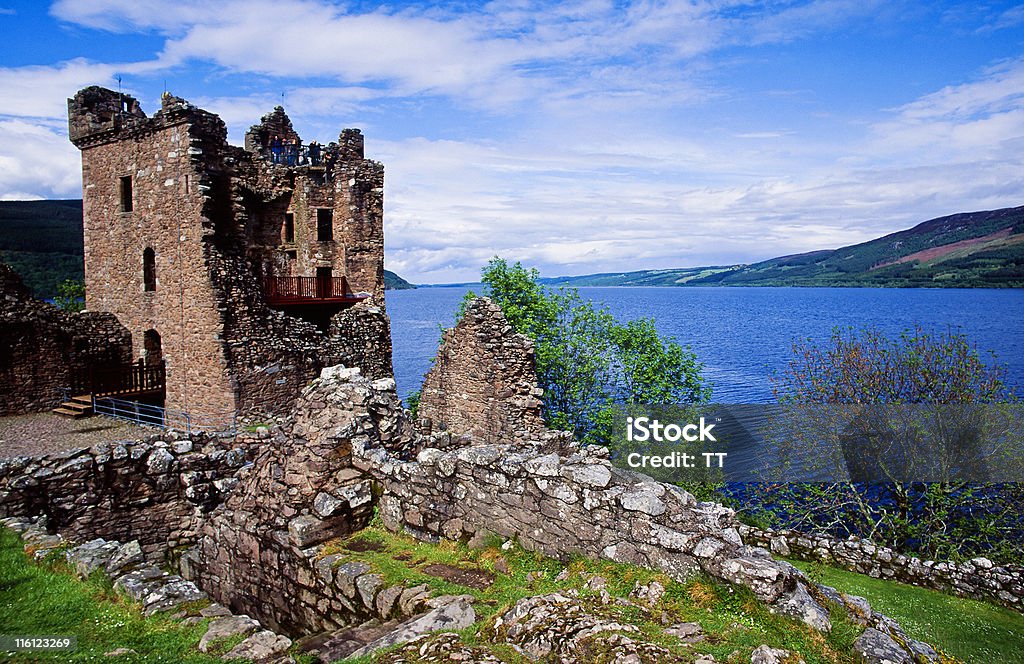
[0,200,84,299]
[543,206,1024,288]
[0,200,415,297]
[384,269,416,290]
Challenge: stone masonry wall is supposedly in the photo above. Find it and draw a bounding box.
[69,87,392,420]
[742,524,1024,610]
[0,433,252,562]
[419,297,546,444]
[72,89,238,418]
[0,262,132,414]
[183,367,409,634]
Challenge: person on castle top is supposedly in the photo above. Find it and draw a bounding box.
[308,141,321,166]
[270,134,282,164]
[324,148,336,181]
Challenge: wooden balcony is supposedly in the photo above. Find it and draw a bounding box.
[70,360,166,399]
[264,275,369,306]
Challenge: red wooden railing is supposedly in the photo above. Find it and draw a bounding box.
[72,360,165,397]
[264,276,368,305]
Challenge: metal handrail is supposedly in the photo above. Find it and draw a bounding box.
[92,396,236,436]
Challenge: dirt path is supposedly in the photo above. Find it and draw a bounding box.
[0,413,152,459]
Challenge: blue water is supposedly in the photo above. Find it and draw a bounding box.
[385,286,1024,404]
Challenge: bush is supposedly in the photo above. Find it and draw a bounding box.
[747,326,1024,563]
[54,278,85,312]
[463,258,710,446]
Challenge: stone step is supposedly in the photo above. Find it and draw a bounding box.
[52,406,90,418]
[295,619,402,663]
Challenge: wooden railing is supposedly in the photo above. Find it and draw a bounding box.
[72,360,165,397]
[264,276,368,305]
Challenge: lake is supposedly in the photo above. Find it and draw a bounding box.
[385,286,1024,404]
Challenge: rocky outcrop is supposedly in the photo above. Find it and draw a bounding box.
[491,591,683,663]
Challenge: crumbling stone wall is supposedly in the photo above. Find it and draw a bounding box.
[742,524,1024,610]
[183,367,410,634]
[0,433,252,562]
[68,86,391,420]
[419,297,546,444]
[0,262,131,414]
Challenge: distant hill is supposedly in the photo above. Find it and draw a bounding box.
[542,206,1024,288]
[0,199,84,299]
[0,200,418,298]
[384,270,415,290]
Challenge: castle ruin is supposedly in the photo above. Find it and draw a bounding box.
[67,86,391,420]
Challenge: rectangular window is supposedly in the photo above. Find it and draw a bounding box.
[316,208,333,242]
[284,212,295,243]
[119,175,133,212]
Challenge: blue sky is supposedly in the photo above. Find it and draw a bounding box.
[1,1,1022,283]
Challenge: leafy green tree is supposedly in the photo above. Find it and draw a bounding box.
[54,278,85,313]
[752,326,1024,562]
[462,258,710,446]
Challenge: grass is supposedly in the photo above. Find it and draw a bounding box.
[321,524,870,663]
[0,527,238,663]
[791,559,1024,664]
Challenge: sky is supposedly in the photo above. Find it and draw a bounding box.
[0,1,1022,283]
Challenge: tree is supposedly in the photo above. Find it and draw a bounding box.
[750,326,1024,562]
[54,278,85,313]
[463,258,710,446]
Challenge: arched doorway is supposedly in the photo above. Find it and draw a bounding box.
[143,329,162,365]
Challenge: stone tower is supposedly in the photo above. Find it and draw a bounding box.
[68,86,392,421]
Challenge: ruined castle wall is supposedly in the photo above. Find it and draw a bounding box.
[335,158,386,302]
[183,367,406,633]
[0,263,131,414]
[70,88,392,420]
[418,297,547,445]
[0,434,252,562]
[741,525,1024,610]
[75,98,236,418]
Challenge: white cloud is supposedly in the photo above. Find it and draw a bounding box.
[0,119,81,200]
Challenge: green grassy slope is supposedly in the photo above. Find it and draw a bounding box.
[791,559,1024,664]
[0,528,231,663]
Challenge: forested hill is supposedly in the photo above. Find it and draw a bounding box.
[541,206,1024,288]
[384,270,416,290]
[0,199,415,298]
[0,199,83,299]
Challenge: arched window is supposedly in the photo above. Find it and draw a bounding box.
[143,247,156,292]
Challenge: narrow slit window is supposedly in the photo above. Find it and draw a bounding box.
[119,175,133,212]
[284,212,295,243]
[316,208,333,242]
[143,247,156,292]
